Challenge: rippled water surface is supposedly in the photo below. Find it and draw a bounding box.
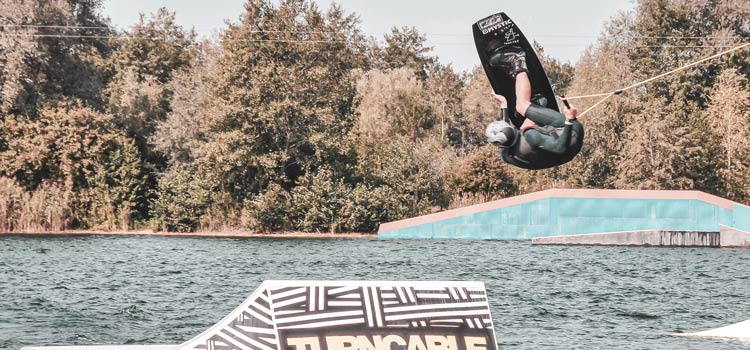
[1,235,748,350]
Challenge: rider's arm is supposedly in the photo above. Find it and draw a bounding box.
[524,106,566,128]
[500,148,525,167]
[525,107,578,154]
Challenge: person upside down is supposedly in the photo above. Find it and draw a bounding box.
[485,48,584,170]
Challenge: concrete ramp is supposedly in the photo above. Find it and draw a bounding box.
[378,189,750,246]
[533,226,750,247]
[719,225,750,247]
[675,319,750,341]
[23,280,498,350]
[532,230,721,247]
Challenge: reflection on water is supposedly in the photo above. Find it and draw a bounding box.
[1,235,748,350]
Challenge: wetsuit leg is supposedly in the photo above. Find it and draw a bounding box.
[524,104,566,128]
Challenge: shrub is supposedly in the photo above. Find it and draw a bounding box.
[339,183,386,233]
[290,168,349,233]
[0,177,25,232]
[355,138,452,219]
[0,102,146,230]
[242,183,292,232]
[151,168,213,232]
[449,145,518,200]
[0,177,73,232]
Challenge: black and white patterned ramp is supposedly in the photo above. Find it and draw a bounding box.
[179,281,497,350]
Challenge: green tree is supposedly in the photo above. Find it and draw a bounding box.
[106,69,169,155]
[151,166,215,232]
[620,0,750,193]
[385,90,436,141]
[0,0,113,115]
[355,66,453,142]
[290,167,350,233]
[355,138,452,218]
[0,101,144,228]
[105,7,197,155]
[242,183,293,232]
[152,41,219,165]
[629,0,750,106]
[198,0,368,204]
[450,145,518,198]
[562,14,637,188]
[356,68,423,141]
[0,0,38,116]
[613,97,703,190]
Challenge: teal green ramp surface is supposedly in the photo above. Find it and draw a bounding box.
[377,189,750,241]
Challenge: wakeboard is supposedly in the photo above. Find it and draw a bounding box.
[472,12,559,128]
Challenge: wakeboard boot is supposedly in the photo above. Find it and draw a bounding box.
[488,46,528,79]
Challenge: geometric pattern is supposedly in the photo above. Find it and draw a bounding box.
[179,281,496,350]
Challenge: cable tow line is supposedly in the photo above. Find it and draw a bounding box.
[561,41,750,118]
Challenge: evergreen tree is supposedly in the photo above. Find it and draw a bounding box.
[424,63,465,145]
[380,26,435,80]
[104,8,198,219]
[705,69,750,200]
[105,7,197,157]
[106,8,197,84]
[563,14,637,188]
[461,67,499,149]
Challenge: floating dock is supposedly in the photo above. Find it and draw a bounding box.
[377,189,750,247]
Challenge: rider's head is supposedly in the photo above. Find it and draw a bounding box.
[485,120,519,148]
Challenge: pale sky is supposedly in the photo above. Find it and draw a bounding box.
[102,0,636,72]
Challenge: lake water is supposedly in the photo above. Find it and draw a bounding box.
[1,235,748,350]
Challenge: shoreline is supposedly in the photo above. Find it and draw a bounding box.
[0,230,376,239]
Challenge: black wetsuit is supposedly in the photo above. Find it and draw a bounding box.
[500,104,584,170]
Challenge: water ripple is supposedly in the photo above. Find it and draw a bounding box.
[1,236,748,350]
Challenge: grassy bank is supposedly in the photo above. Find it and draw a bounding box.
[0,230,375,239]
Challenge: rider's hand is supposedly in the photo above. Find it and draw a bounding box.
[564,104,577,121]
[491,91,508,109]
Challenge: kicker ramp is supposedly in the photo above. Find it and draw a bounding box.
[23,280,498,350]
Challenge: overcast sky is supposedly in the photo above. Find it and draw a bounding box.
[102,0,636,72]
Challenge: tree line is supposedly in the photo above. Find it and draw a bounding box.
[1,0,748,233]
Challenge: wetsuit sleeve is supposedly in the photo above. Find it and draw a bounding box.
[500,148,519,166]
[523,122,573,154]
